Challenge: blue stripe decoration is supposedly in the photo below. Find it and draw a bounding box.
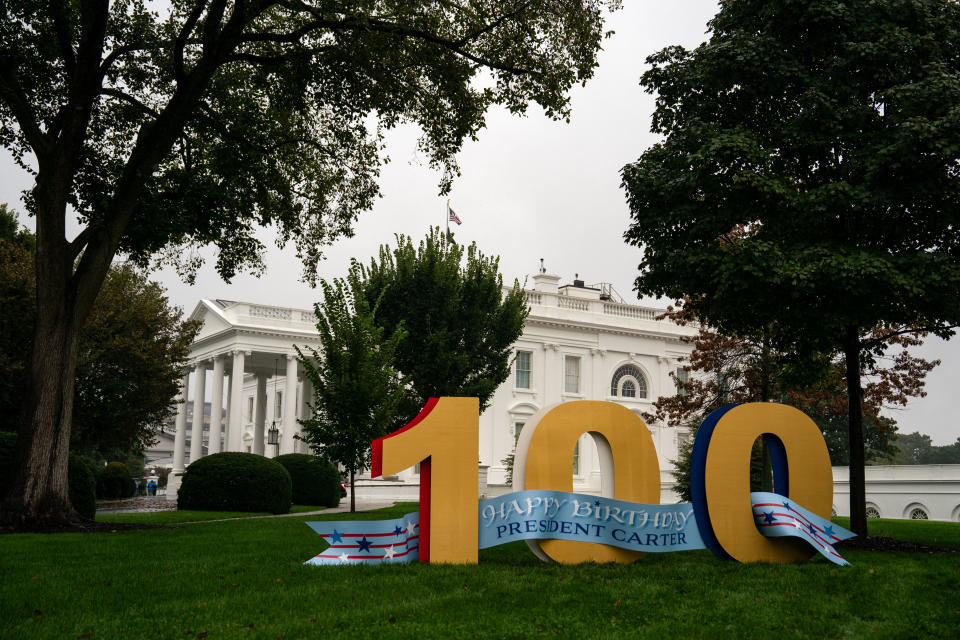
[751,491,855,566]
[304,512,420,565]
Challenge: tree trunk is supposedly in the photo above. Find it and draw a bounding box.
[843,326,868,538]
[1,168,108,529]
[1,297,81,527]
[349,467,356,513]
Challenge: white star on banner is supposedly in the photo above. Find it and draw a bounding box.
[338,552,349,563]
[384,546,396,559]
[405,521,416,536]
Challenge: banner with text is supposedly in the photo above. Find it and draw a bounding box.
[305,492,853,566]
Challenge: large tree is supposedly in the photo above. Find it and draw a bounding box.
[622,0,960,536]
[358,228,528,424]
[297,262,406,513]
[0,0,614,526]
[0,206,198,456]
[71,264,198,457]
[652,321,936,500]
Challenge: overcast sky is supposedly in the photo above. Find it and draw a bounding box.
[1,2,957,444]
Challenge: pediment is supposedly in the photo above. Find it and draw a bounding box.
[189,300,233,342]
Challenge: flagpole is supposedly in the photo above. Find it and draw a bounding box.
[445,199,450,240]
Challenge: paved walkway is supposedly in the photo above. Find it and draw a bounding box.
[97,495,397,519]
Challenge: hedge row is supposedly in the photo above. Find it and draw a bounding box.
[275,453,341,508]
[178,452,292,514]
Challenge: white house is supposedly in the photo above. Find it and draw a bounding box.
[158,271,960,522]
[162,270,697,499]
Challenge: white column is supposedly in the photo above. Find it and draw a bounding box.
[281,354,298,455]
[254,372,267,455]
[189,362,207,464]
[228,351,246,452]
[208,356,225,454]
[223,372,232,450]
[299,375,313,454]
[172,372,190,475]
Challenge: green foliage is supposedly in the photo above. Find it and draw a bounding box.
[623,0,960,535]
[2,2,611,282]
[96,461,135,500]
[71,265,199,456]
[889,432,960,465]
[177,452,291,515]
[0,211,197,453]
[359,228,529,423]
[1,1,611,526]
[624,1,960,345]
[298,264,407,495]
[2,506,960,639]
[274,453,340,508]
[67,454,96,519]
[0,210,34,433]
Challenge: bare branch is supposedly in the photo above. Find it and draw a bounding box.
[861,325,959,349]
[100,44,154,78]
[240,13,535,76]
[100,87,160,118]
[0,60,50,154]
[175,0,207,83]
[69,226,93,260]
[51,0,77,76]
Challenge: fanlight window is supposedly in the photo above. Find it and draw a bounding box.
[611,365,647,399]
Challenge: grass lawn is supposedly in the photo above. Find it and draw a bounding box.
[2,504,959,639]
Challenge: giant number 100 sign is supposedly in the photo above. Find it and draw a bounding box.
[371,398,834,565]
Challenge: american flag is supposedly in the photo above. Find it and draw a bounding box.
[304,512,419,565]
[448,205,462,225]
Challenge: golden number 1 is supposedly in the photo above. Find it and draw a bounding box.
[371,397,479,564]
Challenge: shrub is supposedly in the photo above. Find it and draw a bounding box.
[68,454,97,519]
[97,461,135,499]
[275,453,341,507]
[178,452,291,514]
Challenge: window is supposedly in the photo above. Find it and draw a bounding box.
[866,505,880,519]
[610,364,647,399]
[676,368,689,396]
[274,391,283,419]
[247,397,254,422]
[573,440,580,475]
[909,507,929,520]
[564,356,581,393]
[514,421,526,444]
[515,351,531,389]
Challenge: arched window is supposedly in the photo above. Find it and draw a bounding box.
[610,365,647,399]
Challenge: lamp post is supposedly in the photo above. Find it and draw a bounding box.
[267,358,280,454]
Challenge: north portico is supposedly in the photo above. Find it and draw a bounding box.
[164,273,700,500]
[166,300,323,495]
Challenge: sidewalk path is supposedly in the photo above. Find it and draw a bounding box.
[97,495,399,521]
